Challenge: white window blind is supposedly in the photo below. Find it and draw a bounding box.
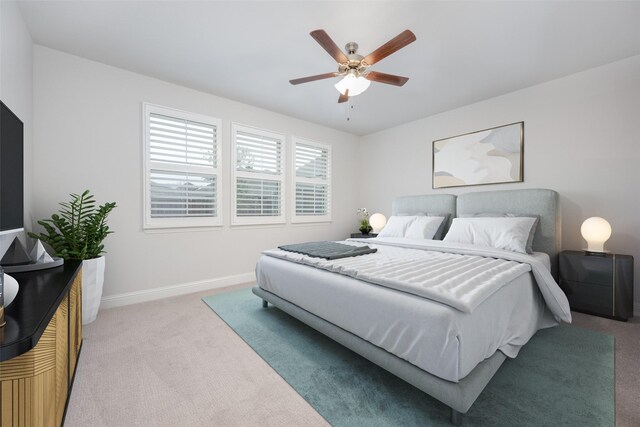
[292,138,331,222]
[232,124,285,224]
[295,183,328,215]
[143,103,221,229]
[149,171,216,218]
[149,113,217,168]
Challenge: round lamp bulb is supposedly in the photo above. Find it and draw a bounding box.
[580,217,612,253]
[369,213,387,234]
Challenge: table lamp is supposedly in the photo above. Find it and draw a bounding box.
[369,213,387,234]
[581,217,611,254]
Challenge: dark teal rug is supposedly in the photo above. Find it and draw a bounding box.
[203,288,614,426]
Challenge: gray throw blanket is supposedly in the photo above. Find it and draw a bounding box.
[278,241,377,260]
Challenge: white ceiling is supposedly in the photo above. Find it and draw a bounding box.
[17,1,640,135]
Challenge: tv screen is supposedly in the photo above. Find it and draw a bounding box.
[0,101,24,232]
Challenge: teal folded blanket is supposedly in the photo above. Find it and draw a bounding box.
[278,241,377,260]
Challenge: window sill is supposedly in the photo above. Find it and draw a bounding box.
[143,224,223,234]
[291,217,332,224]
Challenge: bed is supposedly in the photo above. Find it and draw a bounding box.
[252,188,570,425]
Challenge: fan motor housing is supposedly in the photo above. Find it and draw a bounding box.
[340,42,367,74]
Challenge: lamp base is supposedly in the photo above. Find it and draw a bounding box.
[583,249,609,257]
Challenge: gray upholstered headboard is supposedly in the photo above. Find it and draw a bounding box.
[391,194,457,235]
[389,189,560,276]
[456,188,561,277]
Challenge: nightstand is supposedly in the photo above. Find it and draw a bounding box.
[558,250,634,321]
[350,233,378,239]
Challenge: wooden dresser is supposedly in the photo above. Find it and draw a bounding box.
[0,260,82,427]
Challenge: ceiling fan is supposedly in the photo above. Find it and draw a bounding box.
[290,29,416,103]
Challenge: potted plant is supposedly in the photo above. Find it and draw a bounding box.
[357,207,373,235]
[29,190,116,325]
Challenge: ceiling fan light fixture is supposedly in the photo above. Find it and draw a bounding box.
[290,29,416,104]
[334,73,370,97]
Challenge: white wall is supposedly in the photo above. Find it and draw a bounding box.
[359,55,640,313]
[0,0,33,253]
[27,41,640,314]
[32,46,360,303]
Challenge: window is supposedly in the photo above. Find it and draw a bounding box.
[143,103,221,229]
[232,123,285,225]
[292,137,331,223]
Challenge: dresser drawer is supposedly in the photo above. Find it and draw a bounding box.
[559,254,613,286]
[560,279,613,316]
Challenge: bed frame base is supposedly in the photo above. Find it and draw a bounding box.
[451,409,463,426]
[253,286,506,426]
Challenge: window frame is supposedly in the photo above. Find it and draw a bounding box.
[291,136,332,224]
[231,123,286,226]
[142,102,222,230]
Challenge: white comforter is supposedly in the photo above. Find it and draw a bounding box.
[263,237,571,323]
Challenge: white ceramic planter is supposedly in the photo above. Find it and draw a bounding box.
[82,256,105,325]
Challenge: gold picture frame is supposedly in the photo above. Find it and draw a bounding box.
[432,121,524,189]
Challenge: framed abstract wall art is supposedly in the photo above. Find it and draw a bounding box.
[432,121,524,189]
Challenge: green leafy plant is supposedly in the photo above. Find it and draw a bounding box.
[359,219,373,234]
[28,190,117,260]
[356,207,372,234]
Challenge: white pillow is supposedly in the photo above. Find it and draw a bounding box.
[377,215,416,238]
[397,212,451,240]
[443,217,538,254]
[459,213,539,253]
[405,216,446,240]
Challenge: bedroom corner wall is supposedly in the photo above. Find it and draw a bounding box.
[0,1,33,253]
[32,46,360,304]
[358,54,640,315]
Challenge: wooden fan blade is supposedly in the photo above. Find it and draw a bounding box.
[365,71,409,87]
[363,30,416,65]
[289,72,338,85]
[338,89,349,103]
[310,29,349,64]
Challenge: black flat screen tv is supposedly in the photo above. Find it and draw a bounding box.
[0,101,24,233]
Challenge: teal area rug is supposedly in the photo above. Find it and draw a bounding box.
[203,288,614,426]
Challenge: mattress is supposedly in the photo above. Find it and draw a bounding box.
[256,243,559,383]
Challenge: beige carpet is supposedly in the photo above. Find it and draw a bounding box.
[64,284,639,427]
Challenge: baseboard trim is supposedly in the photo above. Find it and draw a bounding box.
[98,275,640,316]
[100,272,255,309]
